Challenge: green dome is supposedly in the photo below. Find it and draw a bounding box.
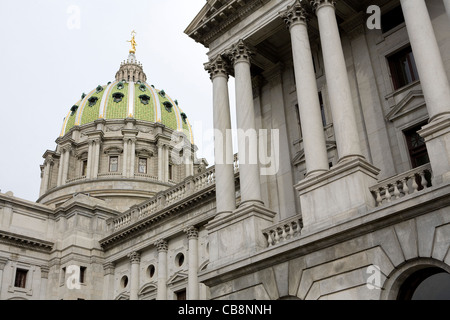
[60,80,193,143]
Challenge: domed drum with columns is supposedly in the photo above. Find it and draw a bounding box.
[37,48,203,211]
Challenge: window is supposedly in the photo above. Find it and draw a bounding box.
[168,164,173,180]
[404,124,429,168]
[79,266,86,284]
[82,160,88,176]
[138,158,147,174]
[388,46,419,90]
[109,156,118,172]
[112,92,124,103]
[381,5,405,34]
[14,268,28,288]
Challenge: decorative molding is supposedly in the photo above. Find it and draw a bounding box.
[104,146,123,155]
[310,0,336,12]
[204,54,232,80]
[154,239,168,252]
[279,0,309,29]
[103,262,116,276]
[184,226,199,240]
[40,265,49,279]
[128,251,141,264]
[225,39,254,65]
[0,230,53,253]
[106,125,124,132]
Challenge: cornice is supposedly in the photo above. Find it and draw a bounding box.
[0,230,53,253]
[188,0,271,47]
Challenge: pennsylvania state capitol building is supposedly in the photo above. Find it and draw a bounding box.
[1,0,450,300]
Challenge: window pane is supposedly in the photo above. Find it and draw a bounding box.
[14,269,28,288]
[388,46,419,90]
[109,156,118,172]
[138,158,147,174]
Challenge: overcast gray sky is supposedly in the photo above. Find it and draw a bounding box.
[0,0,238,202]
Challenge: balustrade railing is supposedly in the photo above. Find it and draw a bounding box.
[369,164,432,207]
[111,154,240,232]
[262,215,302,247]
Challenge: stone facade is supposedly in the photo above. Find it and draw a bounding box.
[1,0,450,300]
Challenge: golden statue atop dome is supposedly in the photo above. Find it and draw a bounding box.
[127,30,137,54]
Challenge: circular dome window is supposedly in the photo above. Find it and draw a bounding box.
[175,253,185,267]
[120,275,128,288]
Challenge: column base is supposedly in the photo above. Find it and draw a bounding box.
[295,158,379,234]
[206,204,276,269]
[419,115,450,185]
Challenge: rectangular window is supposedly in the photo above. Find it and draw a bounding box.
[109,156,118,172]
[168,164,173,181]
[404,123,430,168]
[81,160,88,176]
[14,268,28,288]
[388,46,419,90]
[138,158,147,174]
[79,266,86,284]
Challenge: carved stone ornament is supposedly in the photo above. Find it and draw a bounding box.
[204,54,232,79]
[225,39,254,65]
[154,239,168,252]
[128,251,141,263]
[106,125,124,132]
[184,226,199,240]
[280,0,309,29]
[104,146,123,155]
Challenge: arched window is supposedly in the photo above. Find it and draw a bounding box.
[398,267,450,300]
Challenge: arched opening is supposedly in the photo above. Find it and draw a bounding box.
[398,267,450,300]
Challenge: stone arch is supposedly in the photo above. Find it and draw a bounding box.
[381,257,450,300]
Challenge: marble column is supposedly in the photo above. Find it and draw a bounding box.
[311,0,363,162]
[281,1,329,177]
[342,15,396,179]
[39,266,49,300]
[128,251,140,300]
[62,147,70,183]
[57,150,65,186]
[87,141,94,179]
[92,139,100,178]
[227,39,263,206]
[155,239,168,300]
[102,262,115,300]
[129,139,136,178]
[41,157,52,194]
[184,226,199,300]
[205,55,237,215]
[164,146,169,182]
[400,0,450,122]
[122,139,129,177]
[158,143,163,181]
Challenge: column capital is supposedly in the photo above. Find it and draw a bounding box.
[204,54,232,80]
[44,156,54,166]
[154,239,168,252]
[40,265,49,279]
[310,0,336,12]
[280,0,309,29]
[103,262,116,275]
[128,251,141,264]
[225,39,254,65]
[0,257,8,271]
[184,226,199,240]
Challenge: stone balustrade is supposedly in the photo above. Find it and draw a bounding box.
[370,163,432,207]
[262,215,302,247]
[66,176,87,183]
